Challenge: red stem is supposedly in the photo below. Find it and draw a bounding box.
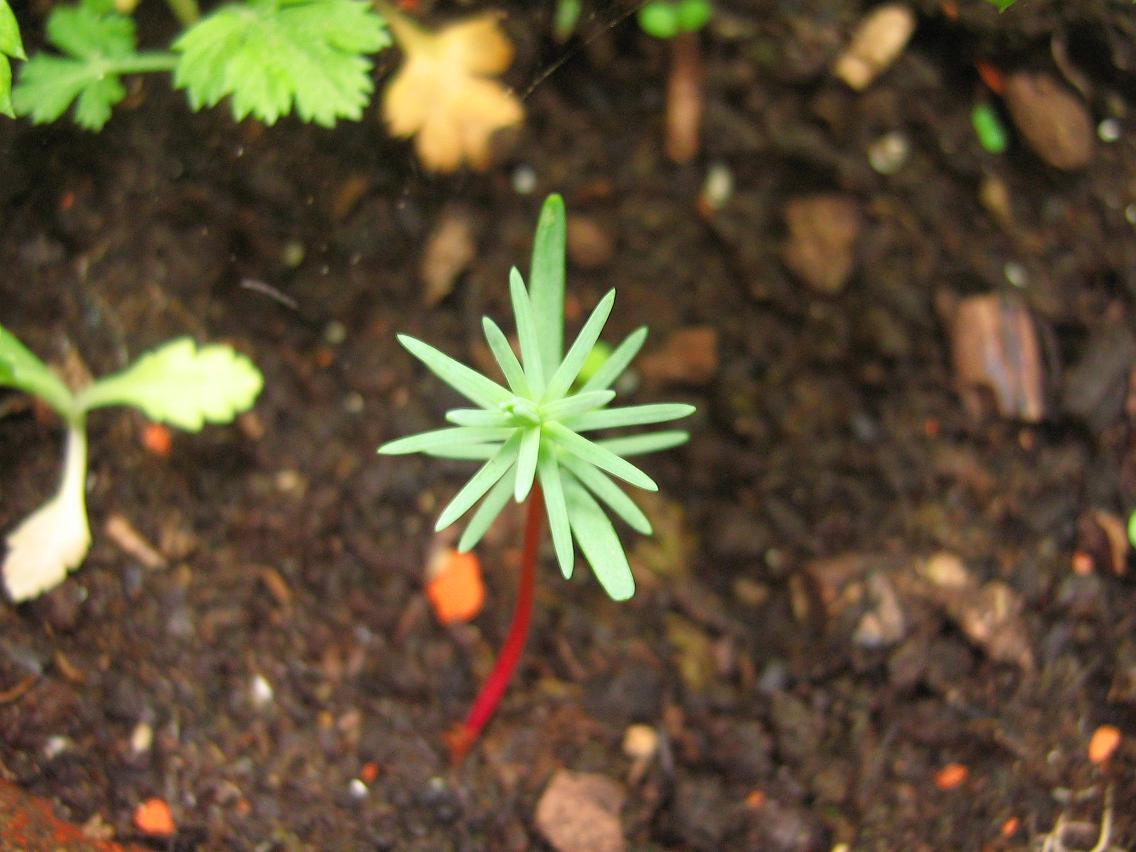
[447,485,544,764]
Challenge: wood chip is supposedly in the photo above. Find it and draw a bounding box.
[420,205,478,307]
[535,770,626,852]
[949,294,1045,422]
[105,514,167,570]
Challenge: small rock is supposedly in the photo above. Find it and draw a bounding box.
[833,4,917,91]
[534,770,625,852]
[1061,321,1136,431]
[782,194,861,294]
[951,581,1034,670]
[420,206,478,307]
[1003,71,1094,170]
[639,326,718,384]
[949,294,1046,422]
[567,215,616,269]
[853,572,906,648]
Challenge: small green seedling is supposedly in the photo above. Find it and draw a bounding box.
[637,0,711,40]
[378,194,694,758]
[0,327,263,601]
[9,0,390,130]
[972,102,1008,154]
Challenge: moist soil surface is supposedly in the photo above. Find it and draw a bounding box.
[2,1,1136,849]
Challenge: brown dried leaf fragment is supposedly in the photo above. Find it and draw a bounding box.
[378,3,524,172]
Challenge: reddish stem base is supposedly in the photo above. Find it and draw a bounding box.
[446,486,544,764]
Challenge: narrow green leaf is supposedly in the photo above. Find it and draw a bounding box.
[538,449,574,578]
[397,334,512,409]
[482,316,529,396]
[598,430,689,457]
[0,324,76,419]
[435,431,521,531]
[422,444,499,460]
[514,425,541,502]
[445,408,513,428]
[540,389,614,421]
[457,473,513,552]
[544,421,657,491]
[509,267,545,396]
[543,289,615,401]
[565,478,635,601]
[560,454,652,534]
[567,402,695,432]
[529,194,566,377]
[579,326,648,393]
[76,338,263,431]
[378,425,514,454]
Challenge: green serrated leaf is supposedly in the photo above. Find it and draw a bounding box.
[76,337,263,431]
[0,0,25,60]
[0,324,77,418]
[173,0,389,127]
[11,6,154,130]
[0,0,24,116]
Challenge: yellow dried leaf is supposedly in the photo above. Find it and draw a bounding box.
[379,4,524,172]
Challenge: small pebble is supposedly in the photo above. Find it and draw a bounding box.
[250,674,274,708]
[512,164,537,195]
[782,194,861,295]
[1098,118,1121,143]
[867,131,910,175]
[1003,71,1094,170]
[348,778,368,799]
[130,721,154,755]
[833,4,916,91]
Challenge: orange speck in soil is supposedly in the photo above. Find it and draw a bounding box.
[941,0,958,20]
[59,191,75,212]
[923,417,940,439]
[235,798,252,816]
[934,762,969,790]
[315,347,335,368]
[133,797,176,837]
[1088,724,1121,764]
[1000,816,1020,838]
[976,59,1006,95]
[141,423,173,457]
[1071,550,1095,576]
[744,789,766,809]
[426,549,485,625]
[360,761,380,783]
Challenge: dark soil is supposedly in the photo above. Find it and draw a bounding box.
[2,1,1136,849]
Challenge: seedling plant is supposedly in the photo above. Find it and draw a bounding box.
[637,0,712,163]
[378,194,695,760]
[0,328,263,601]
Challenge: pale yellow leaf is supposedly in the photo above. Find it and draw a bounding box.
[379,5,524,173]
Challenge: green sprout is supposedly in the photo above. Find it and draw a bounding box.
[10,0,390,131]
[637,0,712,40]
[380,195,693,601]
[379,194,693,759]
[1,327,263,601]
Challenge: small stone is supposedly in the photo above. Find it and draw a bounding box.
[833,4,916,91]
[1003,72,1094,170]
[638,326,718,385]
[534,770,625,852]
[867,131,910,175]
[621,724,659,762]
[782,194,861,294]
[566,215,616,269]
